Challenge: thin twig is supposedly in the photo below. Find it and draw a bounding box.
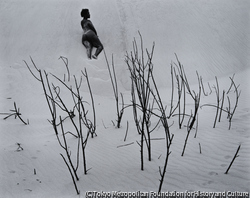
[124,121,129,141]
[117,142,134,148]
[59,56,70,82]
[225,145,241,174]
[2,102,29,125]
[60,154,80,194]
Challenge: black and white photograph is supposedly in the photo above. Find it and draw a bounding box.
[0,0,249,197]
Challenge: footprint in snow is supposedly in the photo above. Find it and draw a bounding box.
[202,180,214,186]
[224,155,231,159]
[208,171,218,176]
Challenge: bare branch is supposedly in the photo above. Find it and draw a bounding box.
[225,145,241,174]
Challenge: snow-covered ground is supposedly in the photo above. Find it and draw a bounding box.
[0,0,249,197]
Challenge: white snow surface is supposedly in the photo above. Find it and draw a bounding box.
[0,0,250,197]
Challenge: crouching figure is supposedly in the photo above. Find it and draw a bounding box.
[81,9,103,59]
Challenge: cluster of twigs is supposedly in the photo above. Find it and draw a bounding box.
[201,74,241,130]
[24,57,96,195]
[166,54,202,156]
[124,33,174,192]
[122,32,242,191]
[166,56,242,184]
[180,74,201,156]
[150,67,174,193]
[0,102,29,125]
[168,56,187,128]
[126,33,164,169]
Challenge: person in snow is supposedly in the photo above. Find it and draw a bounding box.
[81,9,103,59]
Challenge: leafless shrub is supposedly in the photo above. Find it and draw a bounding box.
[104,51,124,128]
[125,32,160,169]
[25,56,96,194]
[201,75,241,130]
[169,55,202,133]
[167,56,202,156]
[181,71,202,156]
[125,33,173,192]
[149,63,173,193]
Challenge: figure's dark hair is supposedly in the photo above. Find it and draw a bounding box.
[81,9,89,18]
